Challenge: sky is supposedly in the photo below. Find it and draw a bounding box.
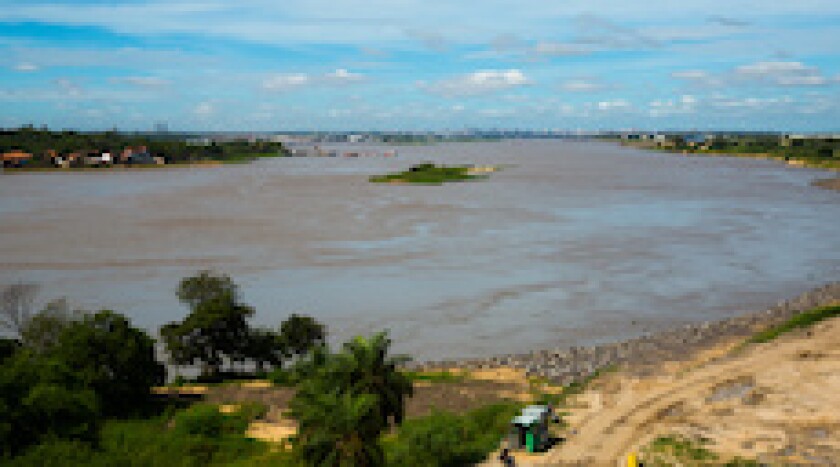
[1,0,839,131]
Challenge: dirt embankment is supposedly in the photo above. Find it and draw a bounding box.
[528,311,840,465]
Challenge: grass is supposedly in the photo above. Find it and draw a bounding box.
[641,435,719,465]
[7,402,293,467]
[747,304,840,345]
[639,435,760,466]
[369,163,489,185]
[383,402,520,466]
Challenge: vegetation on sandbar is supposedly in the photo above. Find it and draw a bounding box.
[369,162,496,184]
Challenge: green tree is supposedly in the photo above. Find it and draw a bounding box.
[52,310,165,417]
[0,338,19,364]
[161,293,254,377]
[288,332,412,466]
[245,327,285,373]
[279,314,326,359]
[176,271,237,310]
[291,390,383,466]
[334,333,413,427]
[19,298,79,354]
[0,352,100,457]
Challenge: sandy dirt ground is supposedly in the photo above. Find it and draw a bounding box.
[153,367,538,446]
[482,315,840,466]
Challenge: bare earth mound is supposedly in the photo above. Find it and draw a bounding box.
[521,314,840,465]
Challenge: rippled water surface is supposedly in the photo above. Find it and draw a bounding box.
[1,141,838,360]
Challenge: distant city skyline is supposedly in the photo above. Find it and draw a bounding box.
[1,1,839,131]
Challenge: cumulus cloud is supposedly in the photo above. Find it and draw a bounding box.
[419,69,530,97]
[575,14,659,49]
[193,101,214,116]
[324,68,364,83]
[54,78,82,97]
[13,62,39,72]
[735,61,830,87]
[262,73,310,91]
[707,15,749,27]
[671,70,710,80]
[262,69,364,91]
[596,99,631,111]
[532,41,590,57]
[673,61,835,88]
[404,29,449,52]
[560,79,607,93]
[111,76,170,87]
[649,94,698,116]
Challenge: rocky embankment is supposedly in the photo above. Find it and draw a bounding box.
[417,283,840,385]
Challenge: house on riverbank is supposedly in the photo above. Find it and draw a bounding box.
[2,150,33,167]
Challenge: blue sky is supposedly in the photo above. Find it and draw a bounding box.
[1,1,839,131]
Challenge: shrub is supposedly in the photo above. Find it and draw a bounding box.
[174,403,267,439]
[385,403,519,467]
[0,352,100,457]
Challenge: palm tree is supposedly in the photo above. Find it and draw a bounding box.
[288,332,413,466]
[334,333,413,426]
[290,389,383,466]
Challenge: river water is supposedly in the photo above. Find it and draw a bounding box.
[1,140,838,360]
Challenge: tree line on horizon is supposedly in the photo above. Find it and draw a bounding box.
[1,126,287,167]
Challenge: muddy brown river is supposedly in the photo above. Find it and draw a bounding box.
[1,140,838,360]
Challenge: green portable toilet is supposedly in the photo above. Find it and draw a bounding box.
[526,430,537,453]
[511,405,551,453]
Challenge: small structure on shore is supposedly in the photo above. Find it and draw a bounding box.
[2,150,33,168]
[508,405,552,453]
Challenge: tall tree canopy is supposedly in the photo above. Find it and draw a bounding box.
[53,310,164,417]
[279,313,326,359]
[289,332,412,466]
[162,293,254,377]
[0,352,100,457]
[176,270,238,310]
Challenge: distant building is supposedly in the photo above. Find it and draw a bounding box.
[2,150,33,168]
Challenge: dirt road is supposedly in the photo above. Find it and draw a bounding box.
[494,315,840,465]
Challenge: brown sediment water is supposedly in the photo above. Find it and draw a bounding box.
[0,140,838,360]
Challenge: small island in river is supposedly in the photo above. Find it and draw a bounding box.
[369,163,499,185]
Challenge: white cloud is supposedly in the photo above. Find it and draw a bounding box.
[13,62,39,72]
[596,99,630,110]
[262,69,364,91]
[532,41,589,57]
[649,94,698,116]
[55,78,82,97]
[324,68,364,83]
[735,61,810,76]
[419,69,530,97]
[671,70,710,80]
[111,76,170,87]
[734,61,829,87]
[262,73,310,91]
[673,61,835,88]
[193,101,214,116]
[560,79,606,93]
[706,15,749,27]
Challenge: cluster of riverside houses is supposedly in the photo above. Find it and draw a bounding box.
[1,146,165,168]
